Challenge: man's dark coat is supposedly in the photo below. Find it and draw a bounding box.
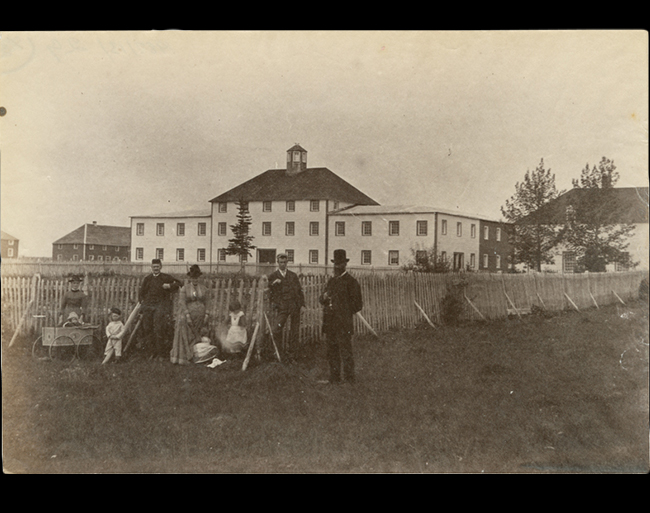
[268,269,305,312]
[320,272,363,335]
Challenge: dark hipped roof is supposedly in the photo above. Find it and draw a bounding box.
[53,224,131,246]
[520,187,649,225]
[209,167,379,205]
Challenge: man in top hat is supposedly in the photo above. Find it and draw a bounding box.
[59,274,89,326]
[319,249,363,384]
[138,258,182,360]
[268,253,305,362]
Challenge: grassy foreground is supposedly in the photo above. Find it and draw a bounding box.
[2,302,648,474]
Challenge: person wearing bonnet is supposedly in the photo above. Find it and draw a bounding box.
[170,264,213,365]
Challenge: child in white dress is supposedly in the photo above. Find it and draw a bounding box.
[103,307,125,364]
[222,300,248,355]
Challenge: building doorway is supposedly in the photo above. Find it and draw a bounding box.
[453,252,464,271]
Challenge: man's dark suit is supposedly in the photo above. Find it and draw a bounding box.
[320,271,363,383]
[138,272,182,358]
[268,268,305,361]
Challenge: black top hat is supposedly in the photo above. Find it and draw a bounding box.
[331,249,349,264]
[187,264,202,277]
[151,258,162,265]
[68,274,83,282]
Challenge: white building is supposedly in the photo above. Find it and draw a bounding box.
[130,209,212,265]
[128,145,513,272]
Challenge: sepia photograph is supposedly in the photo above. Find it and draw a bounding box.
[1,30,648,473]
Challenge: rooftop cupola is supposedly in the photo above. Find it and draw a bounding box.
[286,143,307,175]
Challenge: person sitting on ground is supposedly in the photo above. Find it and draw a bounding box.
[221,300,248,356]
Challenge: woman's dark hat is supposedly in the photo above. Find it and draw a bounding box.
[110,307,122,316]
[187,264,202,277]
[331,249,349,264]
[68,274,83,282]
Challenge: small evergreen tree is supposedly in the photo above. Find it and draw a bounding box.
[225,199,256,273]
[564,157,636,272]
[501,158,564,271]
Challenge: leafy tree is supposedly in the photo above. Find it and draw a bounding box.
[402,246,453,273]
[564,157,636,272]
[225,199,256,273]
[501,158,564,271]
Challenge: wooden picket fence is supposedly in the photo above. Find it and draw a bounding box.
[2,270,647,345]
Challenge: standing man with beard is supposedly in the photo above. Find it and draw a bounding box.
[319,249,363,384]
[138,259,183,360]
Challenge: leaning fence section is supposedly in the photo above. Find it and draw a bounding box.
[2,270,647,343]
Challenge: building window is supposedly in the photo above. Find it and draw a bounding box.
[122,257,127,262]
[388,250,399,266]
[417,220,428,236]
[8,240,14,246]
[156,223,165,236]
[73,244,78,249]
[563,251,577,273]
[263,201,272,212]
[389,221,400,236]
[309,250,319,264]
[97,255,103,262]
[361,221,372,236]
[483,254,489,268]
[496,227,501,242]
[218,202,227,213]
[285,249,295,263]
[176,248,185,261]
[72,254,79,261]
[8,248,14,257]
[177,223,185,236]
[285,222,295,236]
[471,224,476,238]
[484,226,489,240]
[286,200,295,212]
[240,253,248,263]
[416,250,427,264]
[89,255,95,261]
[58,244,62,250]
[197,248,206,262]
[113,256,120,262]
[136,223,144,236]
[441,251,447,262]
[57,254,63,261]
[335,221,345,236]
[218,222,227,236]
[441,219,447,235]
[310,222,319,236]
[103,245,107,250]
[615,254,630,272]
[496,254,501,269]
[88,244,94,250]
[361,250,372,265]
[198,222,207,236]
[136,248,144,260]
[218,249,226,262]
[457,222,462,237]
[156,248,164,260]
[262,222,272,236]
[332,201,340,211]
[310,200,319,212]
[470,253,476,269]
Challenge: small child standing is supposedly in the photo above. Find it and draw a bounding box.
[222,300,248,355]
[103,307,125,364]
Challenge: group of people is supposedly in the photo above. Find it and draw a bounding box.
[60,249,364,384]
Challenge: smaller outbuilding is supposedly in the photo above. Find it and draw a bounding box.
[52,222,131,262]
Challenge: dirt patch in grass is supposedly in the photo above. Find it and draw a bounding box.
[2,302,648,473]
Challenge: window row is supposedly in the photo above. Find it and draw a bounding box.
[56,254,128,262]
[135,222,207,237]
[415,250,502,269]
[215,220,432,237]
[135,248,208,262]
[439,221,502,241]
[56,244,123,251]
[217,200,331,213]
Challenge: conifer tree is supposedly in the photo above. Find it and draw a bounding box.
[501,159,564,271]
[226,199,256,273]
[564,157,635,272]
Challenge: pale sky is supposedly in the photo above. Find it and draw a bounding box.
[1,30,647,257]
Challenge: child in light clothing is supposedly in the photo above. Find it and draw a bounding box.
[103,307,125,364]
[222,300,248,355]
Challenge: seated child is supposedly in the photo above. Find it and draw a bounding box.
[221,300,248,356]
[62,311,82,327]
[193,327,220,364]
[103,307,125,364]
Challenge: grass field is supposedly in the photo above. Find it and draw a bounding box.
[2,301,648,473]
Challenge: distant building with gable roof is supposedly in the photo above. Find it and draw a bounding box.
[52,222,131,262]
